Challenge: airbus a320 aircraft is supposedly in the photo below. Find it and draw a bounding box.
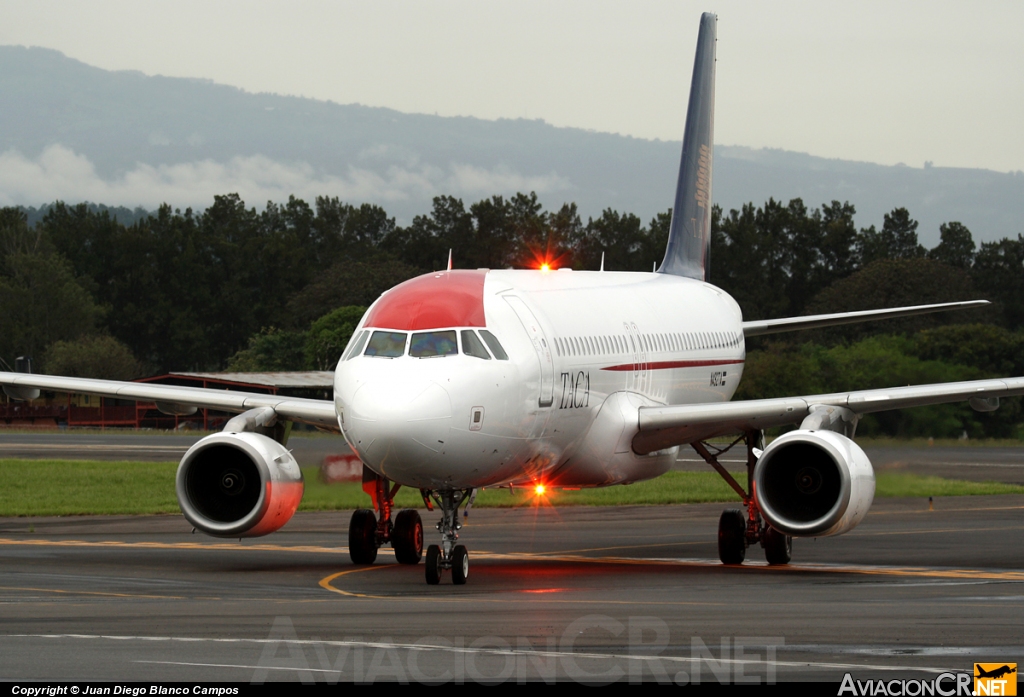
[1,13,1017,585]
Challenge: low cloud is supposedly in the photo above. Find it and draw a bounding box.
[447,163,572,196]
[0,145,573,215]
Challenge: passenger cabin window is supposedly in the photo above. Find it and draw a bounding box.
[461,330,491,360]
[365,331,406,358]
[410,330,458,358]
[478,330,509,360]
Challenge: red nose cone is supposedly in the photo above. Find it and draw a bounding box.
[363,270,487,330]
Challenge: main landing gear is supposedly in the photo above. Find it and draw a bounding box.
[348,466,424,566]
[423,489,475,585]
[693,430,792,566]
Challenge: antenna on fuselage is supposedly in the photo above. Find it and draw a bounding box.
[600,252,605,272]
[653,261,657,272]
[447,249,453,271]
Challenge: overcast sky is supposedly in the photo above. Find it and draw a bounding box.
[2,0,1022,173]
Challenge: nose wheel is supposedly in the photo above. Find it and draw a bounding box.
[423,488,474,585]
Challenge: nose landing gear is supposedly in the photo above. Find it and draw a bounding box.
[423,488,475,585]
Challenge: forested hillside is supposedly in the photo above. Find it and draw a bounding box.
[4,46,1024,244]
[3,192,1024,438]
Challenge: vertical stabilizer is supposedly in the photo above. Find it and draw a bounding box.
[659,13,716,280]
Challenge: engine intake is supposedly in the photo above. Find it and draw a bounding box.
[753,430,874,537]
[176,431,304,538]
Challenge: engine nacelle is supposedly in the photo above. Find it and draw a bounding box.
[753,430,874,538]
[176,432,304,538]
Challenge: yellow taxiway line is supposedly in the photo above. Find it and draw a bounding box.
[2,536,1023,603]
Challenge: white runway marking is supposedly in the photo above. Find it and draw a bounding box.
[0,633,966,674]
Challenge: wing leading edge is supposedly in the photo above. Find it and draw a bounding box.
[742,300,989,338]
[633,376,1024,454]
[0,371,339,430]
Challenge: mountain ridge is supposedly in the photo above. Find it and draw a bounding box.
[2,45,1022,245]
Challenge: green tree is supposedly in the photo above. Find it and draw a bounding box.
[305,306,367,370]
[806,258,984,342]
[928,222,975,270]
[644,210,673,273]
[550,203,587,269]
[0,208,102,364]
[712,200,791,321]
[912,323,1024,375]
[382,196,473,271]
[972,235,1024,329]
[818,200,859,280]
[580,208,648,271]
[285,254,422,327]
[226,328,308,372]
[739,336,983,438]
[43,335,142,380]
[910,324,1024,437]
[856,207,925,266]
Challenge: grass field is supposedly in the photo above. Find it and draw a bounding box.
[1,459,1022,517]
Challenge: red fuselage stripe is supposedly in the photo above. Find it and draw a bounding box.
[600,359,745,372]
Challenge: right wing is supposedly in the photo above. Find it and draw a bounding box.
[742,300,989,338]
[633,376,1024,453]
[0,371,339,430]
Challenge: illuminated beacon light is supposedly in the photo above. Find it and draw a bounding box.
[534,483,547,496]
[539,263,551,272]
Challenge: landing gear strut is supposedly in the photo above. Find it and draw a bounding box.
[348,466,423,566]
[693,430,792,566]
[422,488,474,585]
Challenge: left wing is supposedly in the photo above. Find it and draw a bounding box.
[742,300,989,338]
[633,376,1024,453]
[0,371,339,430]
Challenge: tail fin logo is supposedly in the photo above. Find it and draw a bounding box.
[695,143,711,211]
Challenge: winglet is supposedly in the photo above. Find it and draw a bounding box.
[659,12,717,281]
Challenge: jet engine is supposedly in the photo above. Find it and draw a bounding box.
[753,430,874,538]
[176,431,304,538]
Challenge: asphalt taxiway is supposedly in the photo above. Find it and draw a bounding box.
[0,494,1021,683]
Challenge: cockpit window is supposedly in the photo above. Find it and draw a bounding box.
[478,330,509,360]
[365,331,407,358]
[461,330,491,360]
[410,330,458,358]
[343,330,369,361]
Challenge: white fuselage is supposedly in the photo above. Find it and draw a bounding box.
[334,269,744,490]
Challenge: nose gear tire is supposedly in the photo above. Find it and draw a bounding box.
[425,544,442,585]
[451,545,469,585]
